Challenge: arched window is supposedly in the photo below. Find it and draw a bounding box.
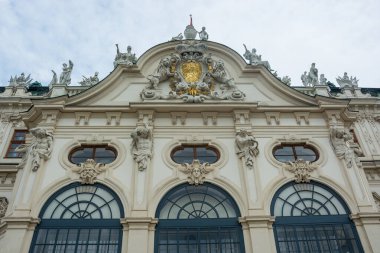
[271,182,364,253]
[155,183,245,253]
[29,183,124,253]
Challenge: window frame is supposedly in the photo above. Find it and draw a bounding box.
[4,129,28,158]
[273,143,319,163]
[69,145,118,165]
[170,144,220,164]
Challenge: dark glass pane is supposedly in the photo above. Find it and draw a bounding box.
[36,229,48,244]
[88,229,99,243]
[196,147,218,164]
[172,147,194,164]
[45,229,57,244]
[99,229,110,244]
[56,229,68,244]
[78,229,90,244]
[67,229,78,244]
[274,146,293,156]
[71,148,93,158]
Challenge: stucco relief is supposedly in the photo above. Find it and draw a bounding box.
[16,128,53,171]
[235,129,259,169]
[131,124,153,171]
[72,159,106,184]
[179,159,214,185]
[373,192,380,212]
[0,197,8,218]
[141,41,245,102]
[283,159,318,183]
[330,127,363,168]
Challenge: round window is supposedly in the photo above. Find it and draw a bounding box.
[69,145,117,164]
[171,145,219,164]
[273,144,318,162]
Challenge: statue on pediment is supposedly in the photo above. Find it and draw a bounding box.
[59,60,74,85]
[198,27,209,41]
[79,72,99,86]
[243,44,271,70]
[336,72,359,88]
[114,44,137,68]
[319,74,327,85]
[9,73,33,87]
[301,63,319,86]
[171,33,183,41]
[141,41,245,102]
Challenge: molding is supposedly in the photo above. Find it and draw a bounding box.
[105,112,121,125]
[264,112,280,125]
[170,112,187,125]
[239,215,275,228]
[74,112,91,125]
[293,112,310,125]
[40,110,61,128]
[201,112,218,125]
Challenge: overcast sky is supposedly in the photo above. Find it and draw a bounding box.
[0,0,379,88]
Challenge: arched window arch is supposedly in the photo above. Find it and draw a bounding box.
[155,183,245,253]
[29,183,124,253]
[271,181,364,253]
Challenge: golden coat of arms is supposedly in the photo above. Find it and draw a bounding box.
[181,61,202,83]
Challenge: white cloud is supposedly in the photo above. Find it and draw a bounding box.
[0,0,379,87]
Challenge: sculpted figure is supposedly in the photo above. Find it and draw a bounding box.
[282,76,291,86]
[301,71,308,86]
[131,124,153,171]
[235,129,259,169]
[0,197,8,218]
[16,128,54,171]
[308,63,319,86]
[319,74,327,85]
[198,27,209,41]
[59,60,74,85]
[180,159,213,185]
[9,73,33,87]
[49,70,58,86]
[72,159,106,184]
[79,72,99,86]
[171,33,183,41]
[330,127,363,168]
[336,72,359,88]
[147,57,173,89]
[114,44,137,68]
[243,44,271,70]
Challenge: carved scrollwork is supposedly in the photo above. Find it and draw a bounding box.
[283,159,318,183]
[72,159,106,184]
[0,197,8,218]
[179,159,214,185]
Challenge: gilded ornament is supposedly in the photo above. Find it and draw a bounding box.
[181,61,202,83]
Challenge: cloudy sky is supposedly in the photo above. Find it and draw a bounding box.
[0,0,379,88]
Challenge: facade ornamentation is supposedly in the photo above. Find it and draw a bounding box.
[184,15,197,40]
[59,60,74,85]
[179,159,213,185]
[79,72,99,86]
[373,192,380,212]
[72,159,106,184]
[114,44,137,68]
[142,41,245,102]
[131,124,153,171]
[0,197,8,218]
[336,72,359,88]
[9,73,33,87]
[281,76,291,86]
[16,128,54,171]
[301,63,319,86]
[330,127,363,168]
[319,74,327,85]
[198,27,209,41]
[283,159,318,183]
[235,129,259,169]
[243,44,271,70]
[171,33,183,41]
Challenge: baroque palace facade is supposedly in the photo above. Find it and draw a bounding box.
[0,24,380,253]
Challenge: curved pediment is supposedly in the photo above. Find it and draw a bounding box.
[62,40,335,109]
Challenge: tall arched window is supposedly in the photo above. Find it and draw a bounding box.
[155,183,245,253]
[271,181,364,253]
[29,183,124,253]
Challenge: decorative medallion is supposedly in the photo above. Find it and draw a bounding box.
[72,159,106,184]
[179,159,213,185]
[283,159,318,183]
[142,41,245,103]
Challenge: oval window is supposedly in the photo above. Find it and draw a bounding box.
[69,145,117,164]
[273,144,318,162]
[171,145,219,164]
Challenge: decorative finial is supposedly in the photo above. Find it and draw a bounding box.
[190,14,193,26]
[184,14,197,39]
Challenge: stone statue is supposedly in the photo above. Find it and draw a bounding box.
[243,44,271,70]
[319,74,327,85]
[330,127,363,168]
[59,60,74,85]
[301,71,308,86]
[49,70,58,86]
[282,76,291,86]
[147,57,174,89]
[235,129,259,169]
[79,72,99,86]
[72,159,106,184]
[198,27,209,41]
[308,63,319,86]
[0,197,8,218]
[171,33,183,41]
[9,73,33,87]
[16,128,54,171]
[131,124,153,171]
[114,44,137,68]
[336,72,359,88]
